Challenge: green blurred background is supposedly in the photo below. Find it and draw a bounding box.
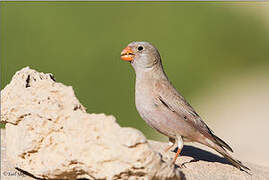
[1,2,269,155]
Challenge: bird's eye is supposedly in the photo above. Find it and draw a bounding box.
[137,46,144,51]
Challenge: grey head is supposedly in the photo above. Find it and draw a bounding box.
[120,41,162,72]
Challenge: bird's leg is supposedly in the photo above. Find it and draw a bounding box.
[173,148,182,163]
[173,135,184,163]
[164,142,174,152]
[164,138,176,152]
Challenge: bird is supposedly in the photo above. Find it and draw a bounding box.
[120,41,249,171]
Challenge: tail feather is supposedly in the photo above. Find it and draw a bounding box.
[213,134,233,152]
[217,148,250,171]
[207,134,250,171]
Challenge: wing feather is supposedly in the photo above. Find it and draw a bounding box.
[155,79,233,152]
[155,80,211,135]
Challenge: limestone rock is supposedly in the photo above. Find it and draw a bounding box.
[1,67,178,180]
[150,141,269,180]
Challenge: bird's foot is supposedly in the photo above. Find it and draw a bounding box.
[164,138,176,153]
[164,143,174,153]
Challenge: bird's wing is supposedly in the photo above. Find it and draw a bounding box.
[155,80,212,135]
[154,79,233,152]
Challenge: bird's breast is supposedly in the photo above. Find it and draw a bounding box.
[134,79,176,138]
[135,85,154,121]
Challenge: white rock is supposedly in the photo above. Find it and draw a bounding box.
[1,67,178,180]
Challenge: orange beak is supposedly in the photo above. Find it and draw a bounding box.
[120,46,134,61]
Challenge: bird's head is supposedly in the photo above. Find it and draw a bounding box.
[120,41,161,70]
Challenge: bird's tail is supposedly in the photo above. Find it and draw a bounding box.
[209,135,250,171]
[217,148,250,171]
